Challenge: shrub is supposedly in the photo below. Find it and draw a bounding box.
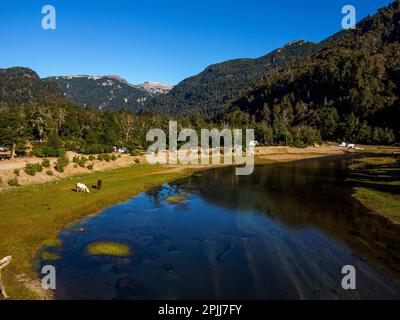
[33,145,65,158]
[98,154,111,162]
[14,169,20,176]
[73,155,87,168]
[111,154,117,161]
[87,164,94,170]
[8,178,19,187]
[81,144,114,155]
[25,163,43,176]
[41,159,51,168]
[46,170,54,176]
[134,158,140,164]
[130,149,141,156]
[88,155,96,161]
[55,156,69,173]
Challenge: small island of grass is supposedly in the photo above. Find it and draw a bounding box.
[350,156,398,169]
[85,242,131,257]
[353,187,400,224]
[165,196,187,203]
[41,252,61,261]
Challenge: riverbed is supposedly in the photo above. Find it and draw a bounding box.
[40,155,400,299]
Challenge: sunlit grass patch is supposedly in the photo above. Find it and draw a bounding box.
[86,242,131,257]
[347,178,400,186]
[42,238,63,248]
[165,196,187,203]
[354,187,400,224]
[41,252,60,261]
[350,157,398,169]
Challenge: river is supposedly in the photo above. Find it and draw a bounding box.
[39,155,400,299]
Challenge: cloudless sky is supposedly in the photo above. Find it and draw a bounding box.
[0,0,394,84]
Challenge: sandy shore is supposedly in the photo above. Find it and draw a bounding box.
[0,145,352,191]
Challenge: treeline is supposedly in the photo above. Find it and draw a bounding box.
[228,1,400,146]
[0,100,240,157]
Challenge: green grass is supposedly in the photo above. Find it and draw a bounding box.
[353,187,400,224]
[85,242,131,257]
[0,163,195,300]
[350,156,398,169]
[165,196,187,203]
[40,252,61,261]
[347,178,400,186]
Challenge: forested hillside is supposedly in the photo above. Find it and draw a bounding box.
[0,67,64,107]
[47,75,157,112]
[144,41,323,118]
[228,1,400,145]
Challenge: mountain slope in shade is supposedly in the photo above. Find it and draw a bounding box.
[230,1,400,142]
[144,40,324,118]
[47,75,161,112]
[0,67,64,107]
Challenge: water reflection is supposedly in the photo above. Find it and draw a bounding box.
[42,155,400,300]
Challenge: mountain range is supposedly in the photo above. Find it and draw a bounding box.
[46,75,173,112]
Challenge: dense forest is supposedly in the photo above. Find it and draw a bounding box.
[46,76,157,112]
[226,1,400,146]
[0,99,220,158]
[145,41,322,118]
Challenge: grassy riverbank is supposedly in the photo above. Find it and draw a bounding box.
[0,145,396,300]
[0,163,196,299]
[350,156,400,224]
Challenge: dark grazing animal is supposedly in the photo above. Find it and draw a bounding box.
[97,179,103,190]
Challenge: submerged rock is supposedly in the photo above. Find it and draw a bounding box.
[162,264,175,272]
[115,276,144,296]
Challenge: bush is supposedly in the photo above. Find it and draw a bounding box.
[46,170,54,176]
[55,156,69,173]
[88,155,96,161]
[14,169,20,176]
[8,178,19,187]
[25,163,43,176]
[33,145,65,158]
[41,159,51,168]
[97,154,111,162]
[111,154,117,161]
[87,164,94,170]
[81,144,114,155]
[134,158,140,164]
[130,149,141,156]
[73,155,87,168]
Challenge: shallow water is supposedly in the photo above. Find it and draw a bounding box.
[41,155,400,299]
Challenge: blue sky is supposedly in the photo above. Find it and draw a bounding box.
[0,0,394,85]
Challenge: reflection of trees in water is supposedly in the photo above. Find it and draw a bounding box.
[192,159,400,280]
[145,186,165,207]
[145,183,183,207]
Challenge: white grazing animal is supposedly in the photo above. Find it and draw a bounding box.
[76,183,90,193]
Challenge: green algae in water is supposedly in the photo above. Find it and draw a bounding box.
[165,196,187,203]
[86,242,131,257]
